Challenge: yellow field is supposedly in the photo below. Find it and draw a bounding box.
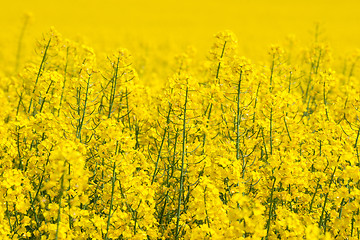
[1,1,360,239]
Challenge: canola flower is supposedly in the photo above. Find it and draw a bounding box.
[0,23,360,240]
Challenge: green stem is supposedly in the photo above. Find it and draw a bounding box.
[319,167,337,231]
[175,86,188,240]
[55,174,65,240]
[266,177,276,239]
[28,37,52,114]
[284,117,292,141]
[58,47,69,116]
[105,162,116,240]
[76,74,91,142]
[236,71,245,176]
[151,105,172,184]
[354,126,360,148]
[108,57,120,118]
[204,186,211,228]
[269,108,273,155]
[269,54,275,93]
[216,41,227,84]
[309,178,321,213]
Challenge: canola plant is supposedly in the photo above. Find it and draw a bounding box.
[1,1,360,239]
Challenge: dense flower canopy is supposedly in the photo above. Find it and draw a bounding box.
[1,1,360,239]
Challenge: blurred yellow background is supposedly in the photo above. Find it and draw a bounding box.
[1,0,359,61]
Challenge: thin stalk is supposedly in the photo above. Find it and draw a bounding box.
[314,49,322,74]
[269,108,273,155]
[252,82,261,123]
[28,37,52,114]
[16,127,22,170]
[284,117,292,141]
[319,167,337,231]
[261,128,268,160]
[288,71,292,93]
[16,92,23,116]
[158,190,169,225]
[39,80,54,113]
[126,87,131,131]
[216,41,227,84]
[6,202,13,233]
[202,102,213,153]
[76,74,92,142]
[55,174,65,240]
[151,105,172,184]
[354,126,360,148]
[269,54,275,93]
[67,164,72,229]
[266,177,276,239]
[304,65,313,105]
[175,86,188,240]
[323,79,329,120]
[58,47,69,116]
[108,57,120,118]
[309,178,321,213]
[204,186,211,228]
[236,71,245,176]
[105,162,117,240]
[338,198,345,219]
